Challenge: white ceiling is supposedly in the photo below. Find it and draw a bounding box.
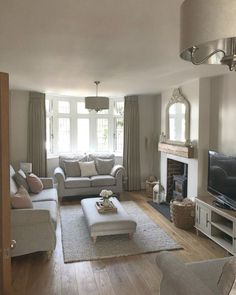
[0,0,229,97]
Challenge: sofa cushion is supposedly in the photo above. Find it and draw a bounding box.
[63,160,81,177]
[11,186,33,209]
[14,169,30,191]
[65,177,91,188]
[59,155,87,170]
[79,161,98,177]
[91,175,116,187]
[30,188,58,203]
[27,173,44,193]
[33,200,58,229]
[96,158,114,175]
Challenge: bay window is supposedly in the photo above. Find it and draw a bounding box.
[46,95,124,156]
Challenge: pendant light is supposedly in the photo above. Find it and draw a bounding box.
[180,0,236,71]
[85,81,109,112]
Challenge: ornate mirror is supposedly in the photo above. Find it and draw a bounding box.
[166,88,190,145]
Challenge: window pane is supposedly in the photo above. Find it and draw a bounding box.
[46,117,52,153]
[114,101,124,116]
[115,118,124,153]
[46,99,50,113]
[58,118,70,152]
[77,119,89,151]
[77,102,89,114]
[58,101,70,114]
[97,109,109,114]
[97,118,108,151]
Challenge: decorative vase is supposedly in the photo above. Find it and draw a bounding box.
[103,198,110,207]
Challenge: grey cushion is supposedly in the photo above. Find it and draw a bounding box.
[10,166,18,195]
[90,175,116,187]
[13,170,30,191]
[96,158,114,175]
[59,155,87,169]
[65,177,91,188]
[33,200,58,229]
[63,160,81,177]
[30,188,58,203]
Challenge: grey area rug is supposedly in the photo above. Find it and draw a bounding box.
[60,201,182,263]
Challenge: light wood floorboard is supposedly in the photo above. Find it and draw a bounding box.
[12,191,229,295]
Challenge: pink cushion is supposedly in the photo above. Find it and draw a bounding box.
[26,173,44,193]
[11,186,33,209]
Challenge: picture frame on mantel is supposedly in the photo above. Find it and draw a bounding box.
[165,88,190,146]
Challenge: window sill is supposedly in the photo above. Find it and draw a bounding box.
[47,152,123,160]
[47,154,59,160]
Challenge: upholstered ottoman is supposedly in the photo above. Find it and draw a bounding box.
[81,197,137,242]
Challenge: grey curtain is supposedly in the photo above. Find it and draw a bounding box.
[27,92,47,177]
[123,96,141,191]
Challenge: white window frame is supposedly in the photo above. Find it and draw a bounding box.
[46,95,124,156]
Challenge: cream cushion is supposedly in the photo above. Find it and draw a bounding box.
[79,161,98,177]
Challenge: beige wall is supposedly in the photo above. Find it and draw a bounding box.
[9,91,162,184]
[160,78,211,199]
[210,74,236,156]
[139,95,161,188]
[10,90,29,170]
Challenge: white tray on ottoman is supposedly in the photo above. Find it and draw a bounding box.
[81,197,137,242]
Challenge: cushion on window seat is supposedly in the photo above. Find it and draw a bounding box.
[65,177,91,188]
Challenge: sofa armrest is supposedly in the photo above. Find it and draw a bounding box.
[11,208,51,226]
[40,177,54,189]
[110,165,125,177]
[54,167,65,182]
[156,252,216,295]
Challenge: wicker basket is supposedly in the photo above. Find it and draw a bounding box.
[145,181,158,197]
[170,199,195,230]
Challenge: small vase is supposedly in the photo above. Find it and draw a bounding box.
[103,198,110,207]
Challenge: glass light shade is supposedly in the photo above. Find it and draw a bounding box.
[180,0,236,69]
[85,96,109,112]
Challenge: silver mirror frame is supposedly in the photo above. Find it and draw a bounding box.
[165,88,190,145]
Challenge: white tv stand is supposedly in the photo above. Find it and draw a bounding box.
[195,195,236,255]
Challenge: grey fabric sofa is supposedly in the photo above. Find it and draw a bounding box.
[156,251,233,295]
[10,165,58,257]
[54,154,125,199]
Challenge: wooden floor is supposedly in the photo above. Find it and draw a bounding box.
[12,191,229,295]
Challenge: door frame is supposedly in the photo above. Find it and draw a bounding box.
[0,72,12,294]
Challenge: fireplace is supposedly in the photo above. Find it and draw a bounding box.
[166,159,188,202]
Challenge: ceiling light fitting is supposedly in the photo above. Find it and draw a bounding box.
[180,0,236,71]
[85,81,109,112]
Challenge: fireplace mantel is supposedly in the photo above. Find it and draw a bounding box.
[158,142,194,159]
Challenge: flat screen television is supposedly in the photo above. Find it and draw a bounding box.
[208,150,236,210]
